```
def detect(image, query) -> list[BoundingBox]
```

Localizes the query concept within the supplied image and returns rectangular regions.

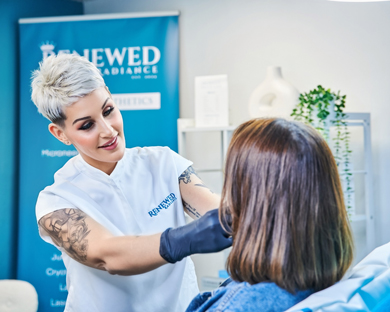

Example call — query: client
[186,118,354,312]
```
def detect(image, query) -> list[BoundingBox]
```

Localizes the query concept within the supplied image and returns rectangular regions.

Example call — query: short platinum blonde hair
[31,53,105,125]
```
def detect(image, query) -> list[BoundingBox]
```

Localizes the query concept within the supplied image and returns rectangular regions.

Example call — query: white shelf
[343,170,367,175]
[180,125,236,133]
[177,119,236,163]
[350,214,367,222]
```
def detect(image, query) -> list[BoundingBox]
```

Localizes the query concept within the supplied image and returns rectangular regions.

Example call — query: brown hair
[220,118,353,293]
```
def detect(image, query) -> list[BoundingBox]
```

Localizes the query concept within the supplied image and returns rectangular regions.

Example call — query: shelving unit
[177,113,375,251]
[177,119,236,174]
[342,113,375,251]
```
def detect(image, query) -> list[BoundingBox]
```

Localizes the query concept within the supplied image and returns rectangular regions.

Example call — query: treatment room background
[1,0,390,306]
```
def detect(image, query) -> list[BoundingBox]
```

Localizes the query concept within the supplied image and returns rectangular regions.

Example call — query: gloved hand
[159,209,233,263]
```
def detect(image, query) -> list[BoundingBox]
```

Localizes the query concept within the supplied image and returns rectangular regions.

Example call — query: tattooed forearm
[195,183,214,194]
[38,209,90,263]
[183,201,202,219]
[179,166,199,184]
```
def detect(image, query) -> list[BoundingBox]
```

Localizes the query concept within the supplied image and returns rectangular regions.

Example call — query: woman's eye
[79,122,93,130]
[103,107,115,117]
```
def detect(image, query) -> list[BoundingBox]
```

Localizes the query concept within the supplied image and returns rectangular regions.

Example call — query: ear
[48,123,71,145]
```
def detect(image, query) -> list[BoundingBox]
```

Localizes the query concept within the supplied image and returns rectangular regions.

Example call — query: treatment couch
[286,242,390,312]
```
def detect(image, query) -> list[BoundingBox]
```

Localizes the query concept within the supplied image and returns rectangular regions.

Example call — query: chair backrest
[0,280,38,312]
[285,242,390,312]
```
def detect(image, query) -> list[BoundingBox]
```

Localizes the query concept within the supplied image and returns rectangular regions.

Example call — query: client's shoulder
[210,281,312,312]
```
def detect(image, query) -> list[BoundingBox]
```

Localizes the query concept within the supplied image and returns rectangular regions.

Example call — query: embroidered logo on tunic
[148,193,177,217]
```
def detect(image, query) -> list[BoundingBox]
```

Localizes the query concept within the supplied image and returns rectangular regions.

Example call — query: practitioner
[31,53,231,312]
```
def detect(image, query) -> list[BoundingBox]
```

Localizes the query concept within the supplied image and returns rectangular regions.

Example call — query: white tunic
[36,146,199,312]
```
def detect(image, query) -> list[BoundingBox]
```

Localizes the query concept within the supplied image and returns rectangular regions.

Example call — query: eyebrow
[101,97,110,110]
[72,97,111,125]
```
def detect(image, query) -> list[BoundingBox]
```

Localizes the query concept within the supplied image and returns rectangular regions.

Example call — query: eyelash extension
[103,107,115,117]
[79,122,93,131]
[78,107,115,130]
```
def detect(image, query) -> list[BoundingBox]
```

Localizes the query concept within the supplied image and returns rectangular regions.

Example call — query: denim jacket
[186,278,313,312]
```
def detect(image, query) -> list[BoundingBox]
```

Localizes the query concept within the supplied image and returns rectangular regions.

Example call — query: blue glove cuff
[159,228,180,263]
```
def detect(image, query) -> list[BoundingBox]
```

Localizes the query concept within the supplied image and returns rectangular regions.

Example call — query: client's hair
[220,118,354,293]
[31,53,105,126]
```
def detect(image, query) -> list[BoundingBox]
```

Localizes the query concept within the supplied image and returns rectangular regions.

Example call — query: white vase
[248,66,300,119]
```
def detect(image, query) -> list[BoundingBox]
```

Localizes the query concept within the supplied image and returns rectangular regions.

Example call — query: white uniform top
[36,146,199,312]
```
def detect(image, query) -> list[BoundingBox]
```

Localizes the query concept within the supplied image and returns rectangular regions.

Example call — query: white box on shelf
[195,75,229,128]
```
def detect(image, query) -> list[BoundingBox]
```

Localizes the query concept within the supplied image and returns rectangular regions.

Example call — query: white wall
[85,0,390,285]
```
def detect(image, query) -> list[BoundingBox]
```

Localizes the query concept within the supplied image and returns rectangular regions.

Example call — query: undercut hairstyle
[31,53,105,126]
[220,118,354,293]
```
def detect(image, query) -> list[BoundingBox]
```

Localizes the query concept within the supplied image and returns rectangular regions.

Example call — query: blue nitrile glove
[160,209,232,263]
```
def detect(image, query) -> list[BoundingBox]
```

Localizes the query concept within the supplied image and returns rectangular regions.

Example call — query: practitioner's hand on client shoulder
[159,209,232,263]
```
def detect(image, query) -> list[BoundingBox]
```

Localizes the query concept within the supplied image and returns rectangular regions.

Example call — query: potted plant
[291,85,353,214]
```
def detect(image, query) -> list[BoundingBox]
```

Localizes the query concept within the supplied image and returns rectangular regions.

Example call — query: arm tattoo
[38,209,90,263]
[183,201,202,219]
[178,166,199,184]
[195,183,215,194]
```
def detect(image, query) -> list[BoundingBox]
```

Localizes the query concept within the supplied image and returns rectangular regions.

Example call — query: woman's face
[50,87,125,175]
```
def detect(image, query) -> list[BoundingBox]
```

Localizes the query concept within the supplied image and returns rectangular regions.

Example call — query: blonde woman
[31,53,231,312]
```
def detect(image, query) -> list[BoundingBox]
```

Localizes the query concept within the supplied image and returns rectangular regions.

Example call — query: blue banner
[18,13,179,311]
